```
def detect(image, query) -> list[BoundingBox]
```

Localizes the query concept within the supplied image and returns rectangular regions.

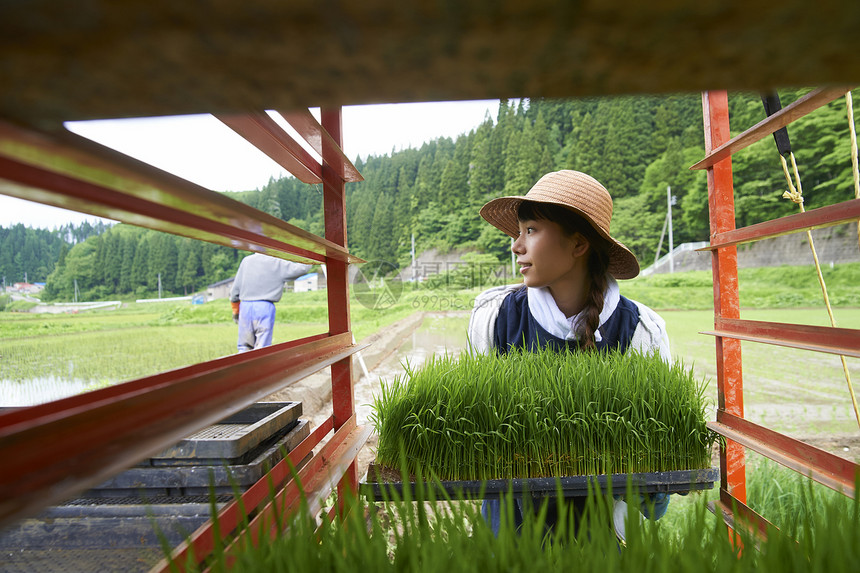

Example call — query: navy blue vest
[493,287,640,354]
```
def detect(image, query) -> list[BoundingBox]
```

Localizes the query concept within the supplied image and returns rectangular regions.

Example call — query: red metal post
[321,107,358,496]
[703,90,747,504]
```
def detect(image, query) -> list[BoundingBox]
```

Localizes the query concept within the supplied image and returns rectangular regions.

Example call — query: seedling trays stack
[87,401,308,497]
[363,349,719,500]
[0,401,311,569]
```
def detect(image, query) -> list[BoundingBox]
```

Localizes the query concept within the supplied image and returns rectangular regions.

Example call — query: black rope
[760,92,793,157]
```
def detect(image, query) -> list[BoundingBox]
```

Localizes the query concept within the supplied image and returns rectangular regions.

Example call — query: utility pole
[158,273,162,299]
[73,279,78,303]
[411,233,416,282]
[667,186,674,274]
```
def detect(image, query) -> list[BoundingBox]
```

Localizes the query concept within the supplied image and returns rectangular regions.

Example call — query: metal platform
[361,467,720,501]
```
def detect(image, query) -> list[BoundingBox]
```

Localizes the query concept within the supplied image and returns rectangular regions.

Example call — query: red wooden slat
[153,416,336,573]
[691,87,854,170]
[710,411,857,497]
[218,421,370,569]
[0,154,326,264]
[702,317,860,358]
[708,493,775,544]
[0,333,326,429]
[215,112,323,184]
[0,121,361,264]
[0,333,367,529]
[0,104,369,567]
[719,489,774,541]
[278,108,363,182]
[702,198,860,250]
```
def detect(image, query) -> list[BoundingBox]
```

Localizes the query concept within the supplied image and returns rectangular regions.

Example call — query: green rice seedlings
[207,474,860,573]
[370,347,717,480]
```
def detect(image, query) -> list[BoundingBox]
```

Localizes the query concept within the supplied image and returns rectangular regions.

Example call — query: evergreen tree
[368,192,395,261]
[177,239,201,294]
[468,117,501,204]
[131,234,150,294]
[439,137,471,211]
[504,116,542,195]
[119,232,136,293]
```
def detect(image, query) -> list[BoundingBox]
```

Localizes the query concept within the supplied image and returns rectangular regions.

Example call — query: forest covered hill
[6,89,860,301]
[0,221,112,287]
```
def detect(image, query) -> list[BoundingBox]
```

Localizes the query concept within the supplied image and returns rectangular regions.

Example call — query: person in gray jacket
[229,253,311,352]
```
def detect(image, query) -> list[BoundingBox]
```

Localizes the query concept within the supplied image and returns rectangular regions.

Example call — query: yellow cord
[780,152,860,429]
[847,92,860,247]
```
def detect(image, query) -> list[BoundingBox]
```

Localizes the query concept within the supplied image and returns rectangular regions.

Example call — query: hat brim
[480,196,640,280]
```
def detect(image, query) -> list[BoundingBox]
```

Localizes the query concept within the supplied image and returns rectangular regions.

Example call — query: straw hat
[479,170,640,279]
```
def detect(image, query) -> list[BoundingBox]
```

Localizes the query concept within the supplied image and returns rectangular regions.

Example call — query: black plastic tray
[87,419,310,497]
[146,401,302,465]
[360,467,719,501]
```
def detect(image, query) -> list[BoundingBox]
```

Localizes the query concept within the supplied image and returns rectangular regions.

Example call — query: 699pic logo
[352,260,403,310]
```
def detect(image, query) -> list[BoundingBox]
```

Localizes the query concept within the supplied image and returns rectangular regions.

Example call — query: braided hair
[517,201,611,350]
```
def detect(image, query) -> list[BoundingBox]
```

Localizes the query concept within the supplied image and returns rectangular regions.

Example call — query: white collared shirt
[526,276,620,343]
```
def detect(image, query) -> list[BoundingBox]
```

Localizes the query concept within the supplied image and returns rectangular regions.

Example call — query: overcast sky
[0,100,499,229]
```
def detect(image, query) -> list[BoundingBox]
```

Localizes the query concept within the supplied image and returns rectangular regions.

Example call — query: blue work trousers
[481,493,669,537]
[237,300,276,352]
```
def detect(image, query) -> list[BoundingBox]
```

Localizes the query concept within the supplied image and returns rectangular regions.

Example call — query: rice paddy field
[0,289,474,405]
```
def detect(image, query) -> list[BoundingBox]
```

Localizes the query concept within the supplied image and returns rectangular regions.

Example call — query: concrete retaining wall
[648,222,860,274]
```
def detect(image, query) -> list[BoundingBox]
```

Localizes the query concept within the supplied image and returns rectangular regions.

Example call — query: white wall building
[294,272,325,293]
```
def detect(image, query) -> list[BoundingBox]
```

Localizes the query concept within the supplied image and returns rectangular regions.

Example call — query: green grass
[5,269,859,566]
[745,452,856,539]
[663,307,860,435]
[0,308,165,338]
[621,262,860,309]
[2,325,234,389]
[184,467,860,573]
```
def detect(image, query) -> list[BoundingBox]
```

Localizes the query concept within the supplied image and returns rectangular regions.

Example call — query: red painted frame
[0,106,367,568]
[702,90,747,507]
[698,90,860,534]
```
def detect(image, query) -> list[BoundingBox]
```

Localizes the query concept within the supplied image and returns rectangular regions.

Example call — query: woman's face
[512,217,590,291]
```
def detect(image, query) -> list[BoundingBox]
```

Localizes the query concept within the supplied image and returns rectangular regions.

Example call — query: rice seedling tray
[146,401,302,465]
[361,464,719,501]
[85,419,310,497]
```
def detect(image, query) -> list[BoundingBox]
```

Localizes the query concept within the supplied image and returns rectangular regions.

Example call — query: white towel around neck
[526,276,620,343]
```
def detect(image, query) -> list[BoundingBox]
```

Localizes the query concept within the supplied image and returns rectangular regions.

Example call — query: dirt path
[264,311,431,477]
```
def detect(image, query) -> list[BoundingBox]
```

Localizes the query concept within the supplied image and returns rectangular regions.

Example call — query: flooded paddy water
[0,376,100,407]
[353,312,470,424]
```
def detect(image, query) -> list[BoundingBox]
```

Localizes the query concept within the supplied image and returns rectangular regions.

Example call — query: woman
[467,170,671,538]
